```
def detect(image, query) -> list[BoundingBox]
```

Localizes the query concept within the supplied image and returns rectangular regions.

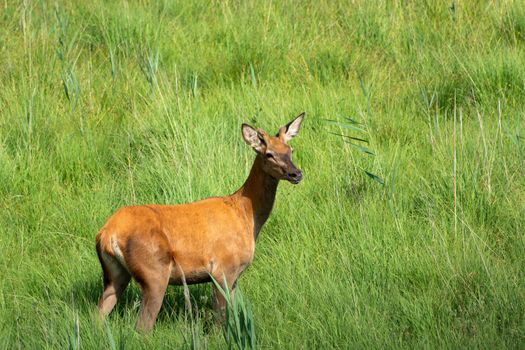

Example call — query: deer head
[241,112,304,184]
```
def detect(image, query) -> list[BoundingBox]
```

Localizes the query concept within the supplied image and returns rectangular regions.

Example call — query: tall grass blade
[328,132,368,143]
[347,142,375,155]
[322,119,366,133]
[364,170,385,185]
[104,320,117,350]
[249,63,257,88]
[210,275,256,350]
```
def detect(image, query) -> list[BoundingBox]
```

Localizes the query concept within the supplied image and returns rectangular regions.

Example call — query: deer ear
[241,124,266,153]
[279,112,305,142]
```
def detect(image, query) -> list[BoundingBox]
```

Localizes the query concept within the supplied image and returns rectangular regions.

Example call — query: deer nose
[287,170,303,183]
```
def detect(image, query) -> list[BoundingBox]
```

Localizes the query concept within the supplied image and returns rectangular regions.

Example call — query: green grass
[1,0,524,348]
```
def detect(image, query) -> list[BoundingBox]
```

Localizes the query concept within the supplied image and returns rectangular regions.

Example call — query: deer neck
[234,154,279,240]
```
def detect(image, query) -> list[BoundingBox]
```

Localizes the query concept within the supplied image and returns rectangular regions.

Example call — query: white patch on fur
[208,259,216,274]
[111,237,128,270]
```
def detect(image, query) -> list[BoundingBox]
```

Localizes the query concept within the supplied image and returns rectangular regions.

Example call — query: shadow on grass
[69,275,216,330]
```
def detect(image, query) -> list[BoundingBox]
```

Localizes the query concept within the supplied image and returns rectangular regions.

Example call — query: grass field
[1,0,524,348]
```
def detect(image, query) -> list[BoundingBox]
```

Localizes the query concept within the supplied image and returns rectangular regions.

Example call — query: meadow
[0,0,524,348]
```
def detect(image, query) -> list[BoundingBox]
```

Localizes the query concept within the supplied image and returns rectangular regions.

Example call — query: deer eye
[265,153,274,159]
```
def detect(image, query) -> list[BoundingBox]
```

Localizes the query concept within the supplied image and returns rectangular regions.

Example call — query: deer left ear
[279,112,305,142]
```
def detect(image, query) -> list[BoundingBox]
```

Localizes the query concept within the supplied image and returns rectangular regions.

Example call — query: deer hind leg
[96,251,131,319]
[135,277,169,332]
[124,234,172,332]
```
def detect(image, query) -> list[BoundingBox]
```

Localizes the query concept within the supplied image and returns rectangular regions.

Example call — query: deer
[95,113,305,331]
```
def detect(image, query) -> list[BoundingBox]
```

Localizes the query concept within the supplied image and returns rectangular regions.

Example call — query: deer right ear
[241,124,266,153]
[278,112,305,142]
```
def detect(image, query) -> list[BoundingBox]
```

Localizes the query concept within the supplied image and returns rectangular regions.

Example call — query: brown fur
[95,113,304,331]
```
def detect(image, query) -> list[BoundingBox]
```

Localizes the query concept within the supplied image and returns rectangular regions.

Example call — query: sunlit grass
[0,0,524,348]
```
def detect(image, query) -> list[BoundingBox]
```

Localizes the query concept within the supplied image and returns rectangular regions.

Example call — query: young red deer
[95,113,305,331]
